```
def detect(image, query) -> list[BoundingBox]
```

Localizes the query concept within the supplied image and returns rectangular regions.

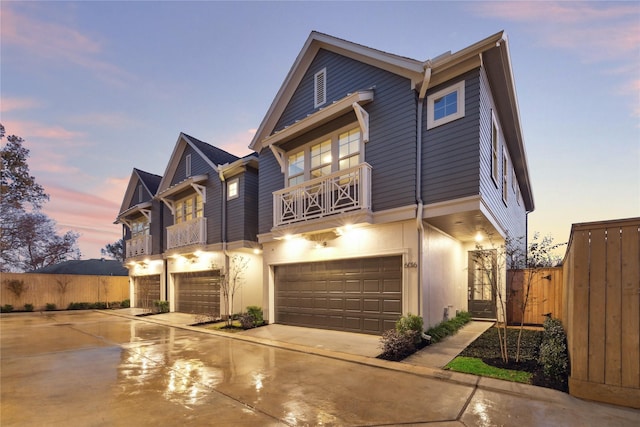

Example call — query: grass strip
[445,356,532,384]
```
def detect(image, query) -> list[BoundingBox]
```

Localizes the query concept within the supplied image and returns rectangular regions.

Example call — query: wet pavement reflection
[2,311,639,426]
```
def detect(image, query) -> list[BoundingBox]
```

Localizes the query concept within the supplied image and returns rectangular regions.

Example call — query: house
[250,31,534,334]
[118,133,262,316]
[31,258,128,276]
[116,168,165,308]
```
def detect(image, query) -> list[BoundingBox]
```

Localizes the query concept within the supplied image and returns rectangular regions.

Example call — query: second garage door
[275,256,402,335]
[174,271,221,316]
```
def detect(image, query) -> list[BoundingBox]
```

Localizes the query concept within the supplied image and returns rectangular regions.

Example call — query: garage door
[174,271,221,316]
[134,275,161,309]
[275,256,402,335]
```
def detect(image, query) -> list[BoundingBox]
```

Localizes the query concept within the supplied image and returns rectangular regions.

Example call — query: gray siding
[478,68,527,247]
[150,199,163,255]
[258,148,282,235]
[422,70,481,204]
[261,49,418,231]
[227,167,259,242]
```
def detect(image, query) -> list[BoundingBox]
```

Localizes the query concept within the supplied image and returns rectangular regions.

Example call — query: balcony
[273,163,372,228]
[167,217,207,250]
[126,235,152,258]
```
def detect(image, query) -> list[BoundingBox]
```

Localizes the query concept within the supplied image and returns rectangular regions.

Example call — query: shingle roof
[31,259,128,276]
[134,169,162,195]
[183,133,239,166]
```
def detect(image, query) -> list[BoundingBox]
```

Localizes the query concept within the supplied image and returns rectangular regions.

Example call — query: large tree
[1,124,80,272]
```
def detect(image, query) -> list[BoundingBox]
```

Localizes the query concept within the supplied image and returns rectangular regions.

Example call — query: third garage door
[275,256,402,335]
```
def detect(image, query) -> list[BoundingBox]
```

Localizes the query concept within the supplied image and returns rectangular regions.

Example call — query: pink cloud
[0,97,43,113]
[209,128,257,157]
[472,2,638,24]
[1,5,132,87]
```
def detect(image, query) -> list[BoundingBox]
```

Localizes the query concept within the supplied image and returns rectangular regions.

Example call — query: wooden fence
[562,217,640,409]
[0,272,129,311]
[507,267,563,325]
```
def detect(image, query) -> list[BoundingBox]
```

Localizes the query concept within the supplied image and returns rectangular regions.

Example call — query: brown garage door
[134,275,161,309]
[174,271,221,316]
[275,256,402,335]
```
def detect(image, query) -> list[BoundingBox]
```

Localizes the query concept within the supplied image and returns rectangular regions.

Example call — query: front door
[468,250,497,318]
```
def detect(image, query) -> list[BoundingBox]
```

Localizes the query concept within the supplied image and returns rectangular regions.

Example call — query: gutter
[416,62,432,320]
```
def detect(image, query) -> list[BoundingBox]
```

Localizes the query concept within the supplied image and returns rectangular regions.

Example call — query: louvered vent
[314,68,326,108]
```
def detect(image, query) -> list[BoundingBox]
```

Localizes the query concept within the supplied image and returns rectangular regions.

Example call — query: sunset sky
[1,1,638,259]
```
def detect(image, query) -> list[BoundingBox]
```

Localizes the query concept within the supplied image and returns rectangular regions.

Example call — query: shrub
[121,299,131,308]
[46,303,56,311]
[538,317,569,380]
[395,313,424,344]
[379,329,419,361]
[425,311,472,344]
[1,304,13,313]
[68,302,90,310]
[153,300,169,313]
[24,303,34,312]
[239,306,265,329]
[93,302,107,309]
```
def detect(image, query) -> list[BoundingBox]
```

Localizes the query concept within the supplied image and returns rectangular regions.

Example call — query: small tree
[514,233,566,362]
[220,255,250,326]
[6,279,26,299]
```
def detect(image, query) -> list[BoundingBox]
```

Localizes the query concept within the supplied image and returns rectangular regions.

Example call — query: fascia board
[250,32,423,153]
[218,155,259,179]
[156,133,190,196]
[181,134,221,173]
[118,170,140,215]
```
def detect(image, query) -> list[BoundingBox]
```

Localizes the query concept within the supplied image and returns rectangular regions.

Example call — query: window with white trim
[491,111,499,186]
[502,152,508,204]
[314,68,326,108]
[185,154,192,177]
[285,125,362,186]
[227,178,239,200]
[175,193,203,224]
[427,80,465,129]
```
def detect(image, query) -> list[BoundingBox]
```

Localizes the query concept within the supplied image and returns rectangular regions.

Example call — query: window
[287,151,305,186]
[285,125,362,186]
[185,154,192,177]
[502,152,508,204]
[131,217,149,237]
[427,80,465,129]
[227,178,239,200]
[138,184,143,203]
[491,111,499,185]
[175,193,203,224]
[314,68,326,108]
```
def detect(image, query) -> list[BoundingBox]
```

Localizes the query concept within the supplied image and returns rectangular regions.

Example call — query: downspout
[416,63,432,321]
[218,167,231,318]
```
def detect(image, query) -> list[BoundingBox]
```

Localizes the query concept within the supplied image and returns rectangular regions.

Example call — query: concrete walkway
[4,310,637,426]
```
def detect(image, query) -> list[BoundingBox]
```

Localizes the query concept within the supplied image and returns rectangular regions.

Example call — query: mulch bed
[458,326,568,392]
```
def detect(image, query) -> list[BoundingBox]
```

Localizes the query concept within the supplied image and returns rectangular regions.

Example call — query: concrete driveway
[2,311,639,426]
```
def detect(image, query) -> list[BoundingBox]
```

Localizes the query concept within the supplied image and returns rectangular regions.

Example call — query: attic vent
[186,154,192,177]
[138,184,143,203]
[314,68,326,108]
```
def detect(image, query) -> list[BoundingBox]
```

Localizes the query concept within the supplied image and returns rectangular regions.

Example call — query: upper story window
[285,125,361,186]
[427,80,465,129]
[185,154,192,177]
[491,111,499,186]
[131,217,149,237]
[227,178,239,200]
[138,184,143,203]
[314,68,327,108]
[502,152,508,204]
[175,193,203,224]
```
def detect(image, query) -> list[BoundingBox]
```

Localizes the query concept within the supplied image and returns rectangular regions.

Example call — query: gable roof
[249,30,534,212]
[156,132,239,197]
[117,168,161,219]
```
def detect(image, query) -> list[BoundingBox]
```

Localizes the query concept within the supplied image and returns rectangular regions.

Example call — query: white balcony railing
[126,235,152,258]
[167,217,207,250]
[273,163,372,228]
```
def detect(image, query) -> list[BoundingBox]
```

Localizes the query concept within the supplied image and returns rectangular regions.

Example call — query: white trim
[491,110,500,187]
[269,145,286,173]
[352,102,370,143]
[262,90,373,148]
[227,178,239,200]
[185,154,192,177]
[426,80,465,130]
